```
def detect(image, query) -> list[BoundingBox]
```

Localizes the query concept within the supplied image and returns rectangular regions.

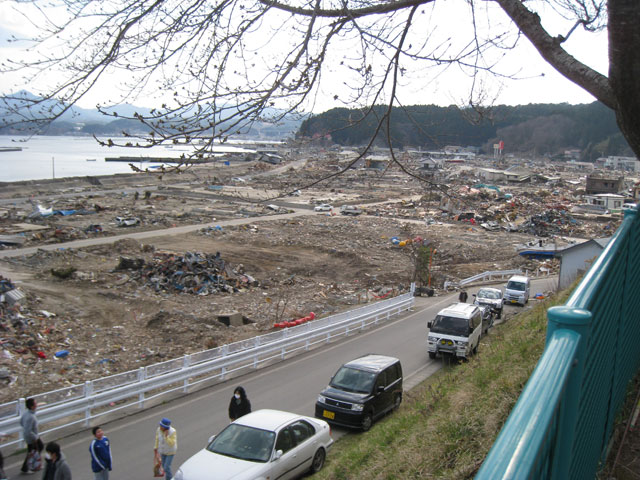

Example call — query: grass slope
[317,291,572,480]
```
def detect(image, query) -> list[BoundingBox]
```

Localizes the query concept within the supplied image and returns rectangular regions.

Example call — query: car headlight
[317,395,326,404]
[352,403,364,412]
[428,336,437,342]
[173,469,183,480]
[457,341,468,348]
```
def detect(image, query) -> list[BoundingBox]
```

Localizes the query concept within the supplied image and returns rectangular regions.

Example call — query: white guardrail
[444,269,522,289]
[0,286,415,453]
[443,268,552,289]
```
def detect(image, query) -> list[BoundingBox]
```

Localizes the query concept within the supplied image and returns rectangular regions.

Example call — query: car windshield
[330,366,376,394]
[207,424,275,463]
[507,281,525,291]
[477,289,501,300]
[430,315,469,336]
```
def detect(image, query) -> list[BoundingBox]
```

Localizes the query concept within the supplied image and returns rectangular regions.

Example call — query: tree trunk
[608,0,640,158]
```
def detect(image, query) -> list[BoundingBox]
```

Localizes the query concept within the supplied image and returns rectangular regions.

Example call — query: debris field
[0,153,623,402]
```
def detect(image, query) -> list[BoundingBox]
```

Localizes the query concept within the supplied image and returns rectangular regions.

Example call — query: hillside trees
[1,0,638,173]
[299,102,627,156]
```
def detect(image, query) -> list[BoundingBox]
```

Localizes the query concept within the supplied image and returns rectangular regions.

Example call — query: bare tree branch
[495,0,614,108]
[2,0,639,161]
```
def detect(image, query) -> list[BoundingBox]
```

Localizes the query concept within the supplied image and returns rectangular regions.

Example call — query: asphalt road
[2,277,556,479]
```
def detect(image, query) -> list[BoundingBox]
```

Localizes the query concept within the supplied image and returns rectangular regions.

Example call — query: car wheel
[310,448,326,473]
[428,351,436,359]
[472,343,478,355]
[362,412,373,431]
[393,393,402,410]
[497,310,502,319]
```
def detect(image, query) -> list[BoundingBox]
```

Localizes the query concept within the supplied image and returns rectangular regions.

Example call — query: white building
[603,156,640,172]
[477,168,506,182]
[583,193,626,211]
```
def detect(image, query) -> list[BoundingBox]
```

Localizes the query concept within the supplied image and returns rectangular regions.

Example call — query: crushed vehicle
[115,216,141,227]
[473,287,504,319]
[339,205,362,216]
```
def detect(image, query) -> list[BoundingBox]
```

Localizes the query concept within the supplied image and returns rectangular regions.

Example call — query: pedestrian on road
[41,442,72,480]
[458,290,468,303]
[20,397,44,474]
[228,386,252,422]
[154,417,177,480]
[89,426,112,480]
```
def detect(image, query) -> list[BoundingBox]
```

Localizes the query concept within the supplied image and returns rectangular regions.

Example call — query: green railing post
[546,306,592,479]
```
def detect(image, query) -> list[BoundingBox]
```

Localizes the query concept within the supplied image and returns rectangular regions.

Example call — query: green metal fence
[476,208,640,479]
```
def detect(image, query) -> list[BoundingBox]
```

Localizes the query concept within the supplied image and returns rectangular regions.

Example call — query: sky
[0,0,609,114]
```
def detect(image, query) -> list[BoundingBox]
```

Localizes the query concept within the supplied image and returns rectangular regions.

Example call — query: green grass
[316,290,572,480]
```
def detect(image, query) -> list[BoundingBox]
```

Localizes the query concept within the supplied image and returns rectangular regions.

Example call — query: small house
[555,238,610,289]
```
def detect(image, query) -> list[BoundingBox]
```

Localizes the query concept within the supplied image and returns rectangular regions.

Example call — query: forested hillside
[296,102,632,160]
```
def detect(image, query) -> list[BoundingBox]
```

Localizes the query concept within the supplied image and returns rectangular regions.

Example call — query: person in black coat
[228,386,252,422]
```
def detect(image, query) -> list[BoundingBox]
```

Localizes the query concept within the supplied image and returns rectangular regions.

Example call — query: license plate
[510,300,518,304]
[323,410,335,420]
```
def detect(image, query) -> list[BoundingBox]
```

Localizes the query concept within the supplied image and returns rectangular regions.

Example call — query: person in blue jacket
[89,426,112,480]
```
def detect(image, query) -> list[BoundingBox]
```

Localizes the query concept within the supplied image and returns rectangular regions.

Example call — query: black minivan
[315,354,403,431]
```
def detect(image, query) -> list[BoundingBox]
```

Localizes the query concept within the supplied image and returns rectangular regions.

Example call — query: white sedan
[173,409,333,480]
[313,204,333,212]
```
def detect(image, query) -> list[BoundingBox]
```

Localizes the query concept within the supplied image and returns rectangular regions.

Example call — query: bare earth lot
[0,156,616,402]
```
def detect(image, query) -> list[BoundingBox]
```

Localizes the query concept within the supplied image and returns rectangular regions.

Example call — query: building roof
[554,238,611,257]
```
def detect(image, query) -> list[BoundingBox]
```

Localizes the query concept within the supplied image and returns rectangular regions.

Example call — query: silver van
[427,303,483,360]
[504,275,530,306]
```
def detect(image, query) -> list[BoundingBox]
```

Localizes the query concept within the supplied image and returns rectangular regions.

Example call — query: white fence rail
[444,268,553,289]
[0,287,415,453]
[444,269,523,289]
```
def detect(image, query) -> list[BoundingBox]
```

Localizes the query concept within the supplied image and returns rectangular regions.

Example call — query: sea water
[0,135,253,182]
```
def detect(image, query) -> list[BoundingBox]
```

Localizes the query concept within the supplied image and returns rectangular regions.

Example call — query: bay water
[0,135,253,182]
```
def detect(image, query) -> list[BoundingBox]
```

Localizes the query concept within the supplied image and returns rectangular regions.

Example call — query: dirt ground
[0,154,619,403]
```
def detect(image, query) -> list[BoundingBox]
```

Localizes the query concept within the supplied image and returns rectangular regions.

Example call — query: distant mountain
[0,91,303,140]
[0,90,153,127]
[297,102,632,159]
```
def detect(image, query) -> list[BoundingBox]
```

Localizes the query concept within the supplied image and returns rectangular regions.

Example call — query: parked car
[477,304,494,334]
[314,204,333,212]
[473,287,504,319]
[173,409,333,480]
[427,303,483,360]
[504,275,530,306]
[339,205,362,215]
[315,354,403,431]
[115,216,140,227]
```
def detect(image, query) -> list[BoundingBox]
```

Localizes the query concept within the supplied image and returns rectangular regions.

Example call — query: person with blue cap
[154,417,177,480]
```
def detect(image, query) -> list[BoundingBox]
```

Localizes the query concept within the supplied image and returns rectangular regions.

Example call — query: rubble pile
[117,251,260,295]
[0,281,78,391]
[520,209,581,237]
